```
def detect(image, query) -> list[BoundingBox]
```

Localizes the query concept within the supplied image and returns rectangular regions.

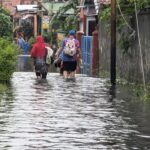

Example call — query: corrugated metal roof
[42,3,74,14]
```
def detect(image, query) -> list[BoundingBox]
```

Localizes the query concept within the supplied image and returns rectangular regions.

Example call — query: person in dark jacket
[31,35,48,79]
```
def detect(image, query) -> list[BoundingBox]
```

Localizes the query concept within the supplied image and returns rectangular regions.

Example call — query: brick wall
[20,0,38,4]
[3,0,21,14]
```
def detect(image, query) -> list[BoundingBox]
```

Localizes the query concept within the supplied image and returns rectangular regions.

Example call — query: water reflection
[0,73,150,149]
[17,55,34,72]
[108,85,116,101]
[16,55,56,73]
[0,86,15,145]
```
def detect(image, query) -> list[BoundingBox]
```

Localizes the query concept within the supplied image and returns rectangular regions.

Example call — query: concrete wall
[99,13,150,84]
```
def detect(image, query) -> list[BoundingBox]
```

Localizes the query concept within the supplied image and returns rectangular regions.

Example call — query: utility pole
[111,0,116,85]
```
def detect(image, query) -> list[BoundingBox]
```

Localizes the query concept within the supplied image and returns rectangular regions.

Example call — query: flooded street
[1,0,150,149]
[0,71,150,150]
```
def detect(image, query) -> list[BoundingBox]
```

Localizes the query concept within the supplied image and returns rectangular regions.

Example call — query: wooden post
[111,0,116,85]
[92,29,99,76]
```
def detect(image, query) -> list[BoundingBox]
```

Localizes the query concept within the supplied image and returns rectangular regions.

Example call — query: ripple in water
[0,72,150,150]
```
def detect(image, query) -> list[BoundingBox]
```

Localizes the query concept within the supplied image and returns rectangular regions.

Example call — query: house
[79,0,110,35]
[78,0,110,76]
[2,0,38,14]
[2,0,40,38]
[15,4,40,38]
[13,1,74,35]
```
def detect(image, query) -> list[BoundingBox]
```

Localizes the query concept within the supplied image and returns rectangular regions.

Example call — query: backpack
[63,39,76,56]
[45,47,53,65]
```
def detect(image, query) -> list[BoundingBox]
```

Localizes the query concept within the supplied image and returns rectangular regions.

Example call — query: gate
[81,36,92,75]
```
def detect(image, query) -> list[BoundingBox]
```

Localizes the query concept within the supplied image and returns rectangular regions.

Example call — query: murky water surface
[0,56,150,150]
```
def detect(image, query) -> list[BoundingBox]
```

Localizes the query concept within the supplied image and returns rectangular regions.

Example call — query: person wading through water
[59,30,80,79]
[31,35,48,79]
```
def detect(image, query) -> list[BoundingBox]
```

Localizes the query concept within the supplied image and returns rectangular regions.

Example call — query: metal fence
[81,35,93,75]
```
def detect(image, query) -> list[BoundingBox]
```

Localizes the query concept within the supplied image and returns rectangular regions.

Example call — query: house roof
[42,2,74,14]
[79,0,110,14]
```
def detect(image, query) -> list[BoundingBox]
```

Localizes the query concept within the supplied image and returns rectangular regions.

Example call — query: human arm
[55,39,66,58]
[55,47,63,58]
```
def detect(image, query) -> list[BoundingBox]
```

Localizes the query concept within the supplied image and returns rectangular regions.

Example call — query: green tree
[51,0,80,35]
[0,8,18,82]
[0,8,12,37]
[99,0,150,53]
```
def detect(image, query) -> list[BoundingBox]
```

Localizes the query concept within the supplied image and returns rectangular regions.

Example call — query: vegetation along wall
[99,5,150,85]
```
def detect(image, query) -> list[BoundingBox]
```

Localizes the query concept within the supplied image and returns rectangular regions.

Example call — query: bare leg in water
[69,71,75,78]
[63,71,69,79]
[63,71,75,79]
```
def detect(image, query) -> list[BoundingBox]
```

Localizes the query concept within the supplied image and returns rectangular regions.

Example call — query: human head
[68,30,76,39]
[36,35,44,43]
[18,32,23,38]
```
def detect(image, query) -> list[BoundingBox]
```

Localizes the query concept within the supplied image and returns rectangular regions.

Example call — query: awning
[16,5,38,12]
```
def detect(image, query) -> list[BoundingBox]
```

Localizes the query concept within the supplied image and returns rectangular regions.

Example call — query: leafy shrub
[0,38,18,82]
[42,31,58,46]
[28,36,36,51]
[42,32,52,43]
[0,13,12,37]
[0,7,10,15]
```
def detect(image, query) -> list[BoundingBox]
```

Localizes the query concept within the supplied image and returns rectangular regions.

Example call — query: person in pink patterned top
[58,30,81,79]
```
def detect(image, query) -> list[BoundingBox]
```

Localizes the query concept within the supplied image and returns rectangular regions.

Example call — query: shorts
[63,61,77,72]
